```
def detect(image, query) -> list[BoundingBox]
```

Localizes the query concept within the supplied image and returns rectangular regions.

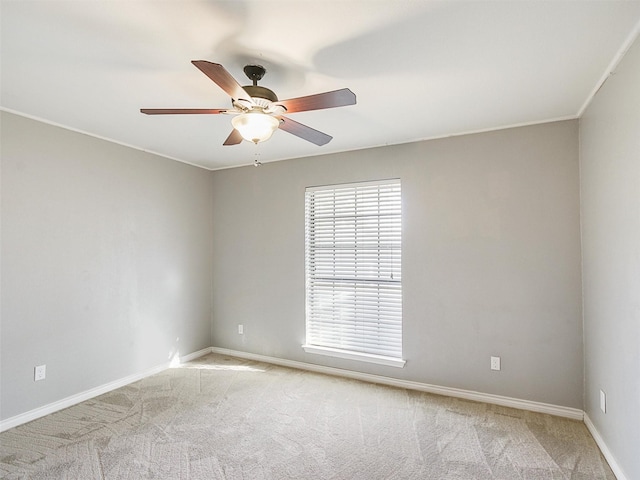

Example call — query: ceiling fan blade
[275,88,356,114]
[140,108,228,115]
[223,129,243,146]
[277,116,332,146]
[191,61,254,105]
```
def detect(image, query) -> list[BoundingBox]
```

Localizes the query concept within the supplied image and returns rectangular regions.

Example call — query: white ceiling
[2,1,640,170]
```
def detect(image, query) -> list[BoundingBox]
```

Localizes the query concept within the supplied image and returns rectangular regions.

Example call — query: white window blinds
[305,179,403,362]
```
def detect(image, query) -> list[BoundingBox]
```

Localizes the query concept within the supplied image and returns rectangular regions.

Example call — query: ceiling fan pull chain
[254,144,262,167]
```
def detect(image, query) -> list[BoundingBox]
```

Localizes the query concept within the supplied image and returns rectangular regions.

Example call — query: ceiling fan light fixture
[141,61,356,147]
[231,112,280,144]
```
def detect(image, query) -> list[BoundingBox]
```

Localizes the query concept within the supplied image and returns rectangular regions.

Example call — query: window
[303,179,404,367]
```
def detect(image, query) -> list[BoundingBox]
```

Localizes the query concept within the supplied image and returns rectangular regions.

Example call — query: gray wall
[211,120,584,408]
[580,35,640,480]
[1,112,213,421]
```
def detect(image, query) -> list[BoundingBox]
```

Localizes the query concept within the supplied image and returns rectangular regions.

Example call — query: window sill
[302,345,406,368]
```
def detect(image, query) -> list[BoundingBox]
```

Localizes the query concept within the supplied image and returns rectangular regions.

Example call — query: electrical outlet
[238,324,244,335]
[600,390,606,413]
[490,356,501,371]
[34,364,46,381]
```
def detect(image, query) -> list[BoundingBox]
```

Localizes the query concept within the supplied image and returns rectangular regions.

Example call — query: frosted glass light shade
[231,113,280,144]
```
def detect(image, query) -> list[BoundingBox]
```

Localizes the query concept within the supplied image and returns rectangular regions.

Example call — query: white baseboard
[209,347,584,421]
[0,347,212,433]
[584,413,628,480]
[179,347,213,363]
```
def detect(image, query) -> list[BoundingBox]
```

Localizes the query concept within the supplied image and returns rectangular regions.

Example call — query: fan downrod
[243,65,266,86]
[241,64,278,102]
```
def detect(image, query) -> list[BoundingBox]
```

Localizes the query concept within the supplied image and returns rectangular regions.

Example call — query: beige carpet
[0,353,615,479]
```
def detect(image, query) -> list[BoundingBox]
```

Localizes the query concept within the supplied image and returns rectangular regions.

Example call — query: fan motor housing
[243,85,278,103]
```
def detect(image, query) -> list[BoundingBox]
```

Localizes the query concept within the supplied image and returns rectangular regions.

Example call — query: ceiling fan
[141,61,356,146]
